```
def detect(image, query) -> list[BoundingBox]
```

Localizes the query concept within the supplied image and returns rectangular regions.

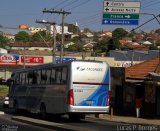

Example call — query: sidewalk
[88,114,160,126]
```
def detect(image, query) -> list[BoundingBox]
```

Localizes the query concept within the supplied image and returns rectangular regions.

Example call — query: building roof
[142,41,152,45]
[10,42,53,48]
[123,43,148,51]
[126,57,160,80]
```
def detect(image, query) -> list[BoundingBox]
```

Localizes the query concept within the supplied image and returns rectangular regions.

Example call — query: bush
[0,85,9,96]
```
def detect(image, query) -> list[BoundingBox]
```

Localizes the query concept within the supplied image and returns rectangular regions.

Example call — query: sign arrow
[105,8,109,12]
[125,15,131,19]
[106,2,109,6]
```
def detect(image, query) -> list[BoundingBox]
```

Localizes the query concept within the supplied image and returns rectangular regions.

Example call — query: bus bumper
[67,106,110,113]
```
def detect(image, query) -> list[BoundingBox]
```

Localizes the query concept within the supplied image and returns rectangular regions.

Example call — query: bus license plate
[86,101,94,104]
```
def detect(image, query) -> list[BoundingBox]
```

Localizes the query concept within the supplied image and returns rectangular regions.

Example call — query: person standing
[135,98,142,118]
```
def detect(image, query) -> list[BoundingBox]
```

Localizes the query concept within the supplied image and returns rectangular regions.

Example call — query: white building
[29,27,47,34]
[49,25,69,34]
[0,48,7,53]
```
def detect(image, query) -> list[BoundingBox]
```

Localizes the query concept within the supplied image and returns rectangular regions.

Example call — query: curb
[87,115,160,126]
[12,116,93,131]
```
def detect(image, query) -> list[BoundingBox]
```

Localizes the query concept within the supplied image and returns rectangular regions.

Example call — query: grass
[0,85,9,96]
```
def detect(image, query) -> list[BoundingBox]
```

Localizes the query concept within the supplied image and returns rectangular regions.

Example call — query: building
[29,27,46,34]
[124,57,160,117]
[49,25,69,34]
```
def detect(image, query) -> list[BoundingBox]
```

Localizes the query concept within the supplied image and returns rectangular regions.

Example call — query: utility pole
[43,9,71,62]
[36,20,57,63]
[23,46,26,69]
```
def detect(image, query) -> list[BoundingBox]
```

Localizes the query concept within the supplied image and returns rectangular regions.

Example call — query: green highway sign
[103,14,139,19]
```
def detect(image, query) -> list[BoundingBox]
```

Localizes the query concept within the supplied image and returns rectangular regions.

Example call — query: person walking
[135,98,142,118]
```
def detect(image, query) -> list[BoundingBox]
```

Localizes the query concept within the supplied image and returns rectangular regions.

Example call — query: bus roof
[12,60,107,73]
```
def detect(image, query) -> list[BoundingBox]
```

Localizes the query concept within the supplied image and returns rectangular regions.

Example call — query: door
[156,87,160,115]
[115,86,123,112]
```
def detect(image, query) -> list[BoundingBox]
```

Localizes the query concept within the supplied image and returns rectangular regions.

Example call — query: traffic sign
[103,14,139,19]
[55,57,76,63]
[104,7,140,14]
[102,1,141,25]
[104,1,141,8]
[102,19,139,25]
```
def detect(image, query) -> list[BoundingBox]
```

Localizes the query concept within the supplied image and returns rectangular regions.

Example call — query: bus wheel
[40,104,47,119]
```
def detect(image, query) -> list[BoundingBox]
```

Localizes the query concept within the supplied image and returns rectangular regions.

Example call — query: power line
[43,8,71,62]
[61,0,80,9]
[66,0,92,11]
[142,1,160,9]
[131,14,160,32]
[53,0,70,9]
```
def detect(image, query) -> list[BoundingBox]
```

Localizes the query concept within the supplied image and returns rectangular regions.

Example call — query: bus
[8,60,111,120]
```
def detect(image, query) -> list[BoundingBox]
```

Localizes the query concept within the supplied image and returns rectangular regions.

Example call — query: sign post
[102,1,141,25]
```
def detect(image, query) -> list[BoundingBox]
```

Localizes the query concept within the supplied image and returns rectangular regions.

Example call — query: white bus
[8,60,111,120]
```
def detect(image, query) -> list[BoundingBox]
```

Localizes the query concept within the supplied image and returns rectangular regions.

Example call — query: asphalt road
[0,114,53,131]
[0,106,160,131]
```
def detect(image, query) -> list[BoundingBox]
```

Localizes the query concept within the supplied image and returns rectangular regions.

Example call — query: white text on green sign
[103,14,139,19]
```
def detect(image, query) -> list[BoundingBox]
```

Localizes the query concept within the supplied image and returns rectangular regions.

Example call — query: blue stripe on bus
[78,68,110,106]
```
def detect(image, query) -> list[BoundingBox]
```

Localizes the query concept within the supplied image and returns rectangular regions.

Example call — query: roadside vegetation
[0,85,9,96]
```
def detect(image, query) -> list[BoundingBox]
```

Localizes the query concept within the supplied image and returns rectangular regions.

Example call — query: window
[46,69,51,84]
[51,68,56,84]
[25,72,29,84]
[37,70,41,84]
[19,73,23,85]
[62,67,67,84]
[28,71,33,85]
[21,72,26,85]
[15,73,20,85]
[41,69,47,84]
[56,68,62,84]
[32,71,37,84]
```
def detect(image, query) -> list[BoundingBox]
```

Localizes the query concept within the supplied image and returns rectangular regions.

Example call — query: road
[0,113,53,131]
[0,106,160,131]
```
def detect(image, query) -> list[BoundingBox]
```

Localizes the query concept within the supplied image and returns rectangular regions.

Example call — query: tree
[15,31,30,42]
[83,28,92,33]
[65,43,83,52]
[155,28,160,34]
[112,28,128,39]
[31,31,52,42]
[112,28,128,49]
[93,40,108,55]
[67,24,80,33]
[0,35,10,48]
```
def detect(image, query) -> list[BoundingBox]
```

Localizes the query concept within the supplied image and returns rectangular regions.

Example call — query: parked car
[3,95,9,108]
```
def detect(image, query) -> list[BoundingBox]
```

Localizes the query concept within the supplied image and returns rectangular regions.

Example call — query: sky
[0,0,160,32]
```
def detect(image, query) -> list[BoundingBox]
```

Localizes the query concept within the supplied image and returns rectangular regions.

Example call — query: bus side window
[26,72,29,85]
[19,73,23,85]
[32,71,37,84]
[46,69,51,84]
[41,69,47,84]
[37,70,41,84]
[21,72,26,85]
[51,68,56,84]
[28,72,33,85]
[15,73,20,85]
[56,68,62,84]
[62,67,67,84]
